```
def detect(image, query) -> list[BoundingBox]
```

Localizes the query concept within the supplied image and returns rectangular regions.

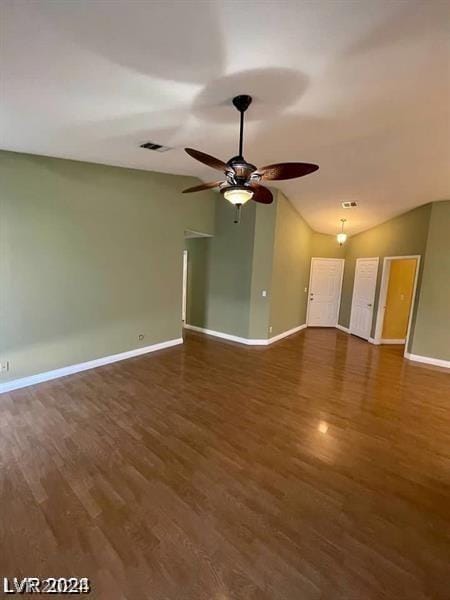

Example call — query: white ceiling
[1,0,449,234]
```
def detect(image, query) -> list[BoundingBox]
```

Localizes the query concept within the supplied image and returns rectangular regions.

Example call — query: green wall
[185,198,257,338]
[269,192,312,336]
[338,204,432,337]
[248,200,277,339]
[410,201,450,361]
[6,147,441,374]
[185,190,340,340]
[0,151,215,382]
[185,237,210,328]
[311,232,345,259]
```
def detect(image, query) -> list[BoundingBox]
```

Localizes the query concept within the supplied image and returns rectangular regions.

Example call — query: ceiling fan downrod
[232,95,252,159]
[182,93,319,219]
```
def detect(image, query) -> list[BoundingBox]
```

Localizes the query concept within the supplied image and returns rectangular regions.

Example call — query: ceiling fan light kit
[222,186,253,205]
[182,94,319,222]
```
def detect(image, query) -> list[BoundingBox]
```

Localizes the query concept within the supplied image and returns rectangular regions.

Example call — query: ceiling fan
[182,94,319,220]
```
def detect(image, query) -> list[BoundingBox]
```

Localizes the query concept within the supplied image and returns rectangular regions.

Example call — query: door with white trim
[307,258,345,327]
[350,258,379,340]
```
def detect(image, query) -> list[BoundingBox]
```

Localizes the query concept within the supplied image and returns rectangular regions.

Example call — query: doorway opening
[374,255,420,347]
[183,229,213,327]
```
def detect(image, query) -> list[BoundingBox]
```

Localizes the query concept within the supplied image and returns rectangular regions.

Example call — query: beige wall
[0,151,215,382]
[338,204,432,338]
[410,201,450,361]
[269,191,313,336]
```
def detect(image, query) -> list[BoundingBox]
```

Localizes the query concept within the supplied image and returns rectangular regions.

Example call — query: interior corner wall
[185,191,340,342]
[0,150,215,382]
[409,200,450,361]
[268,191,313,336]
[185,197,256,338]
[311,232,345,259]
[338,203,432,337]
[248,200,277,339]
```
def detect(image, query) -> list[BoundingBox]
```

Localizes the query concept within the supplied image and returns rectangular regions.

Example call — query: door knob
[367,303,372,307]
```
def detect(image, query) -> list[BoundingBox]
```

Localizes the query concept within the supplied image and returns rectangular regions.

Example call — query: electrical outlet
[304,287,308,293]
[0,361,10,373]
[269,326,273,334]
[261,290,267,297]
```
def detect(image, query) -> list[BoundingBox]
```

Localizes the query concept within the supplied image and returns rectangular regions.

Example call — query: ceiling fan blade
[185,148,229,172]
[182,181,223,193]
[259,162,319,181]
[250,184,273,204]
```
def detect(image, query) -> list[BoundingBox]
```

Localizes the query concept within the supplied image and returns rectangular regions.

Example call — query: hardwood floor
[1,328,449,599]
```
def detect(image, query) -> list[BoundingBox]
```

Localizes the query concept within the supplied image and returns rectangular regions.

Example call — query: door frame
[349,257,380,339]
[182,249,188,322]
[373,255,421,347]
[306,257,345,327]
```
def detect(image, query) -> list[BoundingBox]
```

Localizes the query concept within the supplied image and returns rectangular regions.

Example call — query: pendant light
[337,219,347,246]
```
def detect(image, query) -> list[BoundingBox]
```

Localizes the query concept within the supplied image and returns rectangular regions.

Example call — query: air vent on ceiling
[140,141,171,152]
[342,201,358,208]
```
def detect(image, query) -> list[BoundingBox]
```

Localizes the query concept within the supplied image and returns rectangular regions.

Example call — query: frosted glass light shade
[337,232,347,245]
[223,187,254,205]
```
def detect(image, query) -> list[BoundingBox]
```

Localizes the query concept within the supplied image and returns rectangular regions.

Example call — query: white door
[349,257,379,340]
[307,258,345,327]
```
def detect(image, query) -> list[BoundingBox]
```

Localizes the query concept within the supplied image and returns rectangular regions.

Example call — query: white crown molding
[404,352,450,369]
[184,323,306,346]
[0,337,183,394]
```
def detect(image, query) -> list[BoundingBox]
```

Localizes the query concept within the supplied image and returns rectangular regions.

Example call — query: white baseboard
[268,323,307,343]
[336,324,351,334]
[184,323,306,346]
[0,337,183,395]
[369,337,405,345]
[404,352,450,369]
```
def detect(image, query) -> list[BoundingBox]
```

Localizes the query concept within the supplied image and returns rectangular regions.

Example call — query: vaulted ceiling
[1,0,449,234]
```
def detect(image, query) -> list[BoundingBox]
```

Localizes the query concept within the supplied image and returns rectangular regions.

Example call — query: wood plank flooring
[1,328,449,599]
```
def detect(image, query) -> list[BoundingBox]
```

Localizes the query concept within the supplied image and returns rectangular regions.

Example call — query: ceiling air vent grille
[140,142,171,152]
[342,201,358,208]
